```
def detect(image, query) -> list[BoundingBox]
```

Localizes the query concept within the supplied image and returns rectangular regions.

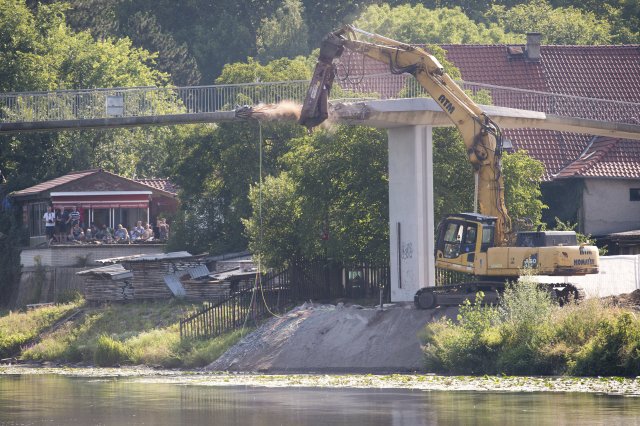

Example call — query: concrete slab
[329,98,640,140]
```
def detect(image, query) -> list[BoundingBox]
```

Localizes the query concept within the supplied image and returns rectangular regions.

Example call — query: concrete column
[388,125,436,302]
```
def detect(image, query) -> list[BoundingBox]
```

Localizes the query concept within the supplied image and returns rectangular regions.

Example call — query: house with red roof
[345,35,640,253]
[10,169,178,246]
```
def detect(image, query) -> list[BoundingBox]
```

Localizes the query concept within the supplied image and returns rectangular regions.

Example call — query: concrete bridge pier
[388,125,436,302]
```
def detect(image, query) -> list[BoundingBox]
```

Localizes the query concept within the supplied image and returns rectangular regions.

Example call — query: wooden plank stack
[182,278,232,301]
[80,253,219,302]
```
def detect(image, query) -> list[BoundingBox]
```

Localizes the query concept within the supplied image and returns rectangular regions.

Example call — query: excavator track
[414,281,585,309]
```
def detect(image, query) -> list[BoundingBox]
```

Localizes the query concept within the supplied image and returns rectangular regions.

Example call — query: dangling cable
[256,122,283,319]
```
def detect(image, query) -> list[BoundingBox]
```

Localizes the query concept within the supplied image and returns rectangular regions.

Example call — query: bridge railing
[0,76,638,125]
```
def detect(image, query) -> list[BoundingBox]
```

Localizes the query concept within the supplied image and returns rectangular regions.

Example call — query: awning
[50,191,151,210]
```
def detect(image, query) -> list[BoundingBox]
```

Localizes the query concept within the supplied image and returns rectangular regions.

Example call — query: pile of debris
[207,302,458,373]
[602,289,640,310]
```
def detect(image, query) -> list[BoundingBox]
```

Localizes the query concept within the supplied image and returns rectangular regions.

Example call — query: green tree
[0,206,24,306]
[354,4,519,44]
[168,120,305,255]
[124,11,201,86]
[168,54,310,255]
[243,172,305,266]
[0,0,172,191]
[502,150,547,228]
[432,127,474,221]
[256,0,309,62]
[485,0,613,45]
[244,125,389,267]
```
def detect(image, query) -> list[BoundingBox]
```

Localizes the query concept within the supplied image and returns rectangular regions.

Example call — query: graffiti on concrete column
[401,242,413,260]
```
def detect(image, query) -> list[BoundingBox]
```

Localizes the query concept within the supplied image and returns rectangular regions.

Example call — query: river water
[1,374,640,425]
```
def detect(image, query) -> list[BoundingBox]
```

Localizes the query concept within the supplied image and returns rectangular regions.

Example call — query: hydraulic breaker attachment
[234,105,254,119]
[298,32,346,129]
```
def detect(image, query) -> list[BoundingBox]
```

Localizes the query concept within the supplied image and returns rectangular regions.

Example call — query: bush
[126,328,181,367]
[422,279,640,376]
[94,334,129,366]
[181,329,248,368]
[494,279,557,375]
[570,311,640,376]
[422,292,500,374]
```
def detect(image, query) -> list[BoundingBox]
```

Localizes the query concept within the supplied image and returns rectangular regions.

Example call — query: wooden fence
[179,260,389,340]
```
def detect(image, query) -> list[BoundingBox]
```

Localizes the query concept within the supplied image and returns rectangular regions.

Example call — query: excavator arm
[299,26,512,246]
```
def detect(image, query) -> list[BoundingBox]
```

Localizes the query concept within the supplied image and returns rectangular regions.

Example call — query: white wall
[582,179,640,235]
[387,125,435,302]
[21,245,166,268]
[533,255,640,298]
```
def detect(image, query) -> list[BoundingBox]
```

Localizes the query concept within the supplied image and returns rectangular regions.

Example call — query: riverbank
[2,365,640,394]
[0,300,247,368]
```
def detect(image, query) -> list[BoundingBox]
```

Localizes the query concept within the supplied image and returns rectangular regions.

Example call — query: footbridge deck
[0,77,639,138]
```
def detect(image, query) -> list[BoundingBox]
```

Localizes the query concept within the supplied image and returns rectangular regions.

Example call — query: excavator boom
[300,26,600,308]
[299,25,511,246]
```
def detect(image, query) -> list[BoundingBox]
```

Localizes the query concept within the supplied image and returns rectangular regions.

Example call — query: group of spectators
[43,205,170,245]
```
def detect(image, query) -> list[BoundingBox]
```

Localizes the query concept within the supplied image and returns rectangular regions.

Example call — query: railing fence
[2,76,638,125]
[179,260,390,340]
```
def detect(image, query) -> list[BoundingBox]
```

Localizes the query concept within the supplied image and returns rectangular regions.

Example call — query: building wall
[534,255,639,298]
[583,179,640,235]
[21,244,167,268]
[15,267,87,306]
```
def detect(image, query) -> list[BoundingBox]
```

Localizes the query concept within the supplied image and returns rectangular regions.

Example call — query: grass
[4,299,250,368]
[0,302,79,358]
[421,278,640,376]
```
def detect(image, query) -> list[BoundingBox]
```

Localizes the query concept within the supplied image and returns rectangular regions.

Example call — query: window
[481,226,495,252]
[630,188,640,201]
[461,224,477,253]
[28,202,49,237]
[443,222,462,259]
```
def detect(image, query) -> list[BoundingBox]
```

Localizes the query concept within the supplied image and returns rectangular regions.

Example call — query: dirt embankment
[207,302,458,373]
[603,289,640,309]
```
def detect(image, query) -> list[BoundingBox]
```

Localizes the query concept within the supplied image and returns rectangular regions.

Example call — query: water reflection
[1,375,639,425]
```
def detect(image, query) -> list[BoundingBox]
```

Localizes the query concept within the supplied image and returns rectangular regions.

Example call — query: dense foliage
[1,0,626,295]
[29,0,639,86]
[243,125,390,266]
[422,280,640,376]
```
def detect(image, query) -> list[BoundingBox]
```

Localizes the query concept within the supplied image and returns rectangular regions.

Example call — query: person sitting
[142,223,154,241]
[114,224,130,243]
[130,221,145,242]
[70,223,85,242]
[84,226,94,242]
[88,222,98,239]
[95,224,112,243]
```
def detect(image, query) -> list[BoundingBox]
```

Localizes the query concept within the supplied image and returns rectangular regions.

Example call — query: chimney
[526,33,542,61]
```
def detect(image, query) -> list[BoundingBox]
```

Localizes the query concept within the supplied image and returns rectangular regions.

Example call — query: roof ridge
[554,138,619,178]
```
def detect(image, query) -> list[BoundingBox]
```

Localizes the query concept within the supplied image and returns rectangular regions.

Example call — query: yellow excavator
[299,25,600,308]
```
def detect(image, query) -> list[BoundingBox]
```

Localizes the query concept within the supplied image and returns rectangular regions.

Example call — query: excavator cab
[435,213,496,272]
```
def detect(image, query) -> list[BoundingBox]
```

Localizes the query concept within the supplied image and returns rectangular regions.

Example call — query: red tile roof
[442,45,548,92]
[442,44,640,180]
[555,137,640,179]
[346,43,640,181]
[11,169,100,196]
[134,178,178,195]
[11,169,178,198]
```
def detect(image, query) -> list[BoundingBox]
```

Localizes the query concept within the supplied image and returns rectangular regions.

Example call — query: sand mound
[207,302,458,373]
